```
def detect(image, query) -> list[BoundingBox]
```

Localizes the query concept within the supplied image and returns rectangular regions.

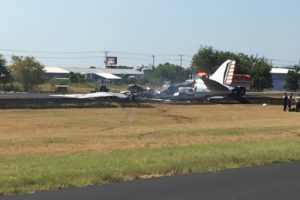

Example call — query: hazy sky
[1,0,300,68]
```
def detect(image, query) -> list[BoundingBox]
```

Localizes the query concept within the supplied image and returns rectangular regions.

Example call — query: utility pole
[104,51,109,68]
[152,55,155,69]
[179,54,183,68]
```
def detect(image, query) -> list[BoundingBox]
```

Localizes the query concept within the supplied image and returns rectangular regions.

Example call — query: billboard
[106,57,117,65]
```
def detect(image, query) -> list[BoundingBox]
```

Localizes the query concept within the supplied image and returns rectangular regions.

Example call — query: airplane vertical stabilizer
[210,60,236,85]
[224,60,236,85]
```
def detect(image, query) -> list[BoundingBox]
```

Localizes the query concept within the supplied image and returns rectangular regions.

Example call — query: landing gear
[232,87,246,95]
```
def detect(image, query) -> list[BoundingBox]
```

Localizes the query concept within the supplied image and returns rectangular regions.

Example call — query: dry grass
[1,104,299,156]
[1,104,300,195]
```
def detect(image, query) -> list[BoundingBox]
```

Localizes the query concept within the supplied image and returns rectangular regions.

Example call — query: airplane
[157,60,249,103]
[50,60,248,103]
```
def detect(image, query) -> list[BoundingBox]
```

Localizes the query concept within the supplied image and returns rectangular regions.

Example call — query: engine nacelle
[178,87,194,96]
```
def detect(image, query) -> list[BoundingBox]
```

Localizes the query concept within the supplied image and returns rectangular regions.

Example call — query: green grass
[1,139,300,195]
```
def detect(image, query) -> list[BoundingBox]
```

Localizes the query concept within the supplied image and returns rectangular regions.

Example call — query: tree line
[1,46,300,91]
[0,55,45,91]
[141,47,300,91]
[0,55,87,91]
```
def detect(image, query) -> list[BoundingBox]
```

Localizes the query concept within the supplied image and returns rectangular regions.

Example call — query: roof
[65,67,144,75]
[102,68,144,75]
[95,73,122,80]
[44,67,70,74]
[270,67,296,74]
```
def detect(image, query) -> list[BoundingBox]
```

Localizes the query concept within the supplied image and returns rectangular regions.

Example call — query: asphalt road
[1,161,299,200]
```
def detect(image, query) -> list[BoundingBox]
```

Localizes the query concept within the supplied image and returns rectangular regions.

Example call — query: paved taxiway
[1,161,299,200]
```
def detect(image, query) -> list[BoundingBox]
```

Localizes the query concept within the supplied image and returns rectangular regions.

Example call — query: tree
[285,66,300,91]
[138,63,188,86]
[10,56,45,91]
[191,46,252,75]
[70,72,86,83]
[115,65,134,69]
[191,46,276,91]
[251,58,272,91]
[0,55,12,86]
[155,63,187,84]
[191,46,221,74]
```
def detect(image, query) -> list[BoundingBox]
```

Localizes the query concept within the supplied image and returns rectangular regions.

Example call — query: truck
[228,74,252,95]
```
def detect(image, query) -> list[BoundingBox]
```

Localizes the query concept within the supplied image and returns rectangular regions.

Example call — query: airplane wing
[50,92,128,99]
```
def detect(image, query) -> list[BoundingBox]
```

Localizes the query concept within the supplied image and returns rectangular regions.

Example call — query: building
[271,67,291,90]
[88,72,122,85]
[65,67,144,85]
[44,67,70,91]
[44,67,70,79]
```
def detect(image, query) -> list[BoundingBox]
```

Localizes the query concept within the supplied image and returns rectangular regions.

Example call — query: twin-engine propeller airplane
[158,60,249,103]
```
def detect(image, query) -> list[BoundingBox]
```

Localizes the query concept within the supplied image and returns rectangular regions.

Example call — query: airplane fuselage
[177,78,233,99]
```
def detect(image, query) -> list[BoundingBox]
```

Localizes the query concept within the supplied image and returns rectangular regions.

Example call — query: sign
[106,57,117,65]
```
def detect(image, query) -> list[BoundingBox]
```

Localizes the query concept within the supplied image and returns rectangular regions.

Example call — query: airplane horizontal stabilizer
[202,78,229,91]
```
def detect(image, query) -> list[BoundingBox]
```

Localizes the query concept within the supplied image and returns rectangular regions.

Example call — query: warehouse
[88,72,122,85]
[65,67,144,84]
[271,67,290,90]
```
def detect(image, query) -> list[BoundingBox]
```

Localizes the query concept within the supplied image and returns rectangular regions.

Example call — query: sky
[1,0,300,68]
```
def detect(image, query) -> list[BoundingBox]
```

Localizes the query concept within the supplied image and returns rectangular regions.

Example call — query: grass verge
[1,139,300,195]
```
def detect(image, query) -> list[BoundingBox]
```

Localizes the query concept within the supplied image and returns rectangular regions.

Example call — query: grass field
[0,104,300,195]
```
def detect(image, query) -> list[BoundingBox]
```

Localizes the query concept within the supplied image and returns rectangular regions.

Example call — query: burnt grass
[0,94,283,109]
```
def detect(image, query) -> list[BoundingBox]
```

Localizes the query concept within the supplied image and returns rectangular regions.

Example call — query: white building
[44,67,70,79]
[271,67,294,90]
[65,67,144,84]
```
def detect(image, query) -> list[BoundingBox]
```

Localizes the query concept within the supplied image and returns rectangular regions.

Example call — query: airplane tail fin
[210,60,236,85]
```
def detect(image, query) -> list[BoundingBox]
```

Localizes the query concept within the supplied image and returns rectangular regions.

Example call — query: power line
[2,54,103,59]
[2,48,297,65]
[109,51,152,57]
[5,48,297,67]
[117,57,153,61]
[0,48,103,54]
[0,48,193,58]
[2,53,155,61]
[267,58,298,64]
